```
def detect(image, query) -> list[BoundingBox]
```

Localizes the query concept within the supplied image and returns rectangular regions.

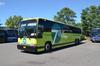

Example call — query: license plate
[23,46,26,49]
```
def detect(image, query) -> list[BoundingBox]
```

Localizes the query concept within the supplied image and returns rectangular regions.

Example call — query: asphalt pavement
[0,40,100,66]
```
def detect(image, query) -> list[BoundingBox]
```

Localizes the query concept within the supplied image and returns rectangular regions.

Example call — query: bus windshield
[92,29,100,36]
[19,21,37,38]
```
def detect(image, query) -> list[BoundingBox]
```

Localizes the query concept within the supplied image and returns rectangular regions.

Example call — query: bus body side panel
[36,19,82,52]
[37,32,52,52]
[36,19,53,52]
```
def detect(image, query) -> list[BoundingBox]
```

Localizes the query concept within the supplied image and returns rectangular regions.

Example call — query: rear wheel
[45,42,52,52]
[91,40,95,43]
[75,39,80,44]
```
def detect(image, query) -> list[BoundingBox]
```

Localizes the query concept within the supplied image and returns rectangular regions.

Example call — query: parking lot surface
[0,40,100,66]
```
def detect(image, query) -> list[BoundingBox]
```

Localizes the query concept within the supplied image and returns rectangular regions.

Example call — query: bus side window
[63,25,72,33]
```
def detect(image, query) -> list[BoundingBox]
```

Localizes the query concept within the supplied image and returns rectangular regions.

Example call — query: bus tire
[91,40,95,43]
[75,39,80,44]
[45,42,52,52]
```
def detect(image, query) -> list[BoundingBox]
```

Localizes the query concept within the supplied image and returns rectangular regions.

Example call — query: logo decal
[23,37,26,44]
[52,24,62,44]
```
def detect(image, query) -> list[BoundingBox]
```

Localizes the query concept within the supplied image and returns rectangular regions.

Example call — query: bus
[17,18,82,52]
[0,30,6,43]
[90,28,100,42]
[0,28,18,43]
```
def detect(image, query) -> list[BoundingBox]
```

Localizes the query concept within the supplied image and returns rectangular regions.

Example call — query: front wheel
[45,42,52,52]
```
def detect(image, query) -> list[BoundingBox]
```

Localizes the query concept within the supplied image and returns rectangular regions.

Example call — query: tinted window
[6,30,17,37]
[62,25,72,33]
[91,28,100,36]
[0,30,5,42]
[70,27,81,33]
[0,30,5,36]
[39,19,53,32]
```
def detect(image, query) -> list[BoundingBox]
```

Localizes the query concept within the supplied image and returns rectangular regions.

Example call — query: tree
[75,22,82,28]
[81,6,100,36]
[5,15,23,28]
[54,7,76,26]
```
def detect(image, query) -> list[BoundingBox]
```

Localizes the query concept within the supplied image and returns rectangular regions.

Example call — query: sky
[0,0,99,25]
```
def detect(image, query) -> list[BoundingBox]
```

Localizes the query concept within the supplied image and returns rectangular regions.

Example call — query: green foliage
[5,15,23,28]
[54,7,76,26]
[81,5,100,36]
[75,23,82,28]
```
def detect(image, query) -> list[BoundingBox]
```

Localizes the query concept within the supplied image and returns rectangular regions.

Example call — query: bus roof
[22,17,64,24]
[21,18,80,29]
[0,27,17,30]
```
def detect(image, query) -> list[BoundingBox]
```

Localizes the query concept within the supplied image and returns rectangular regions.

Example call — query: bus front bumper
[17,45,37,52]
